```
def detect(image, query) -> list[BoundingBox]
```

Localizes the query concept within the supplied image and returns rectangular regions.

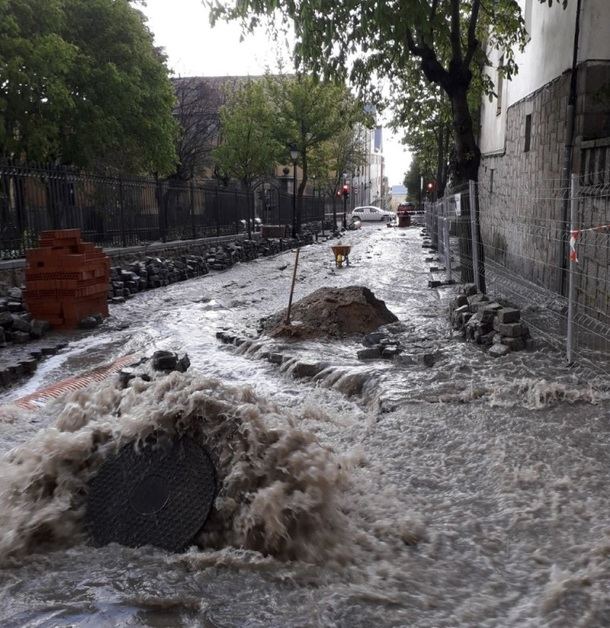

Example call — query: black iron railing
[0,163,333,259]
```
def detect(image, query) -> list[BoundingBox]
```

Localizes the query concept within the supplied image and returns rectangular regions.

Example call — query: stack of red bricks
[24,229,110,329]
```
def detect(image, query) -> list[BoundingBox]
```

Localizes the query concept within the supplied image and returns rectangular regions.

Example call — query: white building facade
[351,125,384,208]
[477,0,610,306]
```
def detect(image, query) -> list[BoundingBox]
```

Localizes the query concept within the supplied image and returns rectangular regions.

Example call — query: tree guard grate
[86,437,216,552]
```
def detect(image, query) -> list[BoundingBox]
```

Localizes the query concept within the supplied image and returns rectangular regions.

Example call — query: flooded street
[0,224,609,627]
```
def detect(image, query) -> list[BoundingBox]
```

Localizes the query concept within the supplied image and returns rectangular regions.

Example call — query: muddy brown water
[0,225,608,627]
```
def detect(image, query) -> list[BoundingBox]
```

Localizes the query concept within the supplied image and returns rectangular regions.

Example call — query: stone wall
[479,60,610,295]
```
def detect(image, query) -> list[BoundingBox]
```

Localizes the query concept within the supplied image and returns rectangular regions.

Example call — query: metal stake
[444,197,452,283]
[285,247,301,325]
[469,180,480,291]
[566,173,578,364]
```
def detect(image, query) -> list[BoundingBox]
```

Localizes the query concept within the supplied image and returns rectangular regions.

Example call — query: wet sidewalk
[1,223,608,627]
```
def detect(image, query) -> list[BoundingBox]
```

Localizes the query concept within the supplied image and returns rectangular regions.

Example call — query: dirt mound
[262,286,398,339]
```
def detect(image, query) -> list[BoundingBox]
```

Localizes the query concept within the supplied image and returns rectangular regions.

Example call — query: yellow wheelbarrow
[331,244,351,268]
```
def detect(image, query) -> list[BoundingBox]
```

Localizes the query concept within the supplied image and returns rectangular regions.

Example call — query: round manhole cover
[86,437,215,551]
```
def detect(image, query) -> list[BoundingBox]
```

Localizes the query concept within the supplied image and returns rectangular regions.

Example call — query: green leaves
[0,0,177,174]
[209,0,561,185]
[213,73,366,194]
[213,80,280,186]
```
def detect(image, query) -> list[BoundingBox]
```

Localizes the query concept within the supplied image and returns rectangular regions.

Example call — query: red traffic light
[427,182,434,190]
[342,184,349,196]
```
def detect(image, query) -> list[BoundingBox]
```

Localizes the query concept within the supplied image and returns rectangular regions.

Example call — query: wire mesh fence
[425,174,609,371]
[424,182,476,286]
[0,163,334,259]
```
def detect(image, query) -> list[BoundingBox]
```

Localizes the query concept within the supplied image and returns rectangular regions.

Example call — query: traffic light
[427,181,434,191]
[342,184,349,197]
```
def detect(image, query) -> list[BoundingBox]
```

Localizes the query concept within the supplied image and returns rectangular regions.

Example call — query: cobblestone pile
[107,236,312,302]
[450,284,533,357]
[0,232,320,389]
[0,287,68,386]
[0,288,51,347]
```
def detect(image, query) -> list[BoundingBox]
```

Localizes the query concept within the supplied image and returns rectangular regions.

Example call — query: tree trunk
[436,127,446,198]
[450,87,480,184]
[450,86,485,291]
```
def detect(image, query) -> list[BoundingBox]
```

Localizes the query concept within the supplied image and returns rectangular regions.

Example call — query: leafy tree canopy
[309,124,368,197]
[0,0,178,174]
[213,79,280,187]
[266,74,368,197]
[209,0,567,183]
[404,154,434,203]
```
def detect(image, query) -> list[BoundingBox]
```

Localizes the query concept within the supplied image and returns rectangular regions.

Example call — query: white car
[350,206,394,222]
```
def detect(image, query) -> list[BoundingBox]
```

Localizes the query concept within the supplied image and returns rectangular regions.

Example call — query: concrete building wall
[352,126,384,207]
[479,73,571,293]
[479,0,610,156]
[478,0,610,331]
[480,60,610,293]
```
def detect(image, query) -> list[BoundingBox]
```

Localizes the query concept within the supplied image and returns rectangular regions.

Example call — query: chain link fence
[426,173,609,372]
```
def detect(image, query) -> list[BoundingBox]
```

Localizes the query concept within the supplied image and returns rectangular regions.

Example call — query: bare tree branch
[172,77,224,180]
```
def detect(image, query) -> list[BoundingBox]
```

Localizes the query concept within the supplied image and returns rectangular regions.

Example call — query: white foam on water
[487,378,606,409]
[0,369,423,574]
[1,228,609,626]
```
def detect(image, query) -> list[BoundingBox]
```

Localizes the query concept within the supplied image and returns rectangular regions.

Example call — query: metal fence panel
[0,163,330,258]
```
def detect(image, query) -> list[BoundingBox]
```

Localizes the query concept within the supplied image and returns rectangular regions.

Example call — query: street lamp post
[342,172,348,229]
[312,174,322,237]
[289,144,298,238]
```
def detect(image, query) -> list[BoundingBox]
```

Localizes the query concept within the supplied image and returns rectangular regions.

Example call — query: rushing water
[0,225,608,627]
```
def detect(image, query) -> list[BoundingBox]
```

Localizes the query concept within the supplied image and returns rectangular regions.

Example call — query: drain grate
[86,437,215,552]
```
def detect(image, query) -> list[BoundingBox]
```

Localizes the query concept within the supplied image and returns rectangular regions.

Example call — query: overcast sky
[140,0,411,187]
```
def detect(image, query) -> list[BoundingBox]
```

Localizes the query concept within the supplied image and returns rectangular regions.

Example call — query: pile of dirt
[261,285,398,339]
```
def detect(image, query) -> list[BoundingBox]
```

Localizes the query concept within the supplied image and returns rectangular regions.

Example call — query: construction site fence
[425,176,609,373]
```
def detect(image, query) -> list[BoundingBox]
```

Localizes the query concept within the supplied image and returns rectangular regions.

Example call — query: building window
[524,114,532,152]
[496,55,504,116]
[490,168,495,194]
[524,0,533,42]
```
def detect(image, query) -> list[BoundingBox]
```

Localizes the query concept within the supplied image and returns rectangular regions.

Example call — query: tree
[266,74,362,233]
[209,0,568,287]
[213,80,280,238]
[171,77,224,181]
[310,124,368,229]
[0,0,177,174]
[391,66,454,198]
[210,0,531,183]
[404,154,434,205]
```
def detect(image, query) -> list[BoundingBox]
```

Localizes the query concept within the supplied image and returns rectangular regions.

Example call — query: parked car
[350,206,394,222]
